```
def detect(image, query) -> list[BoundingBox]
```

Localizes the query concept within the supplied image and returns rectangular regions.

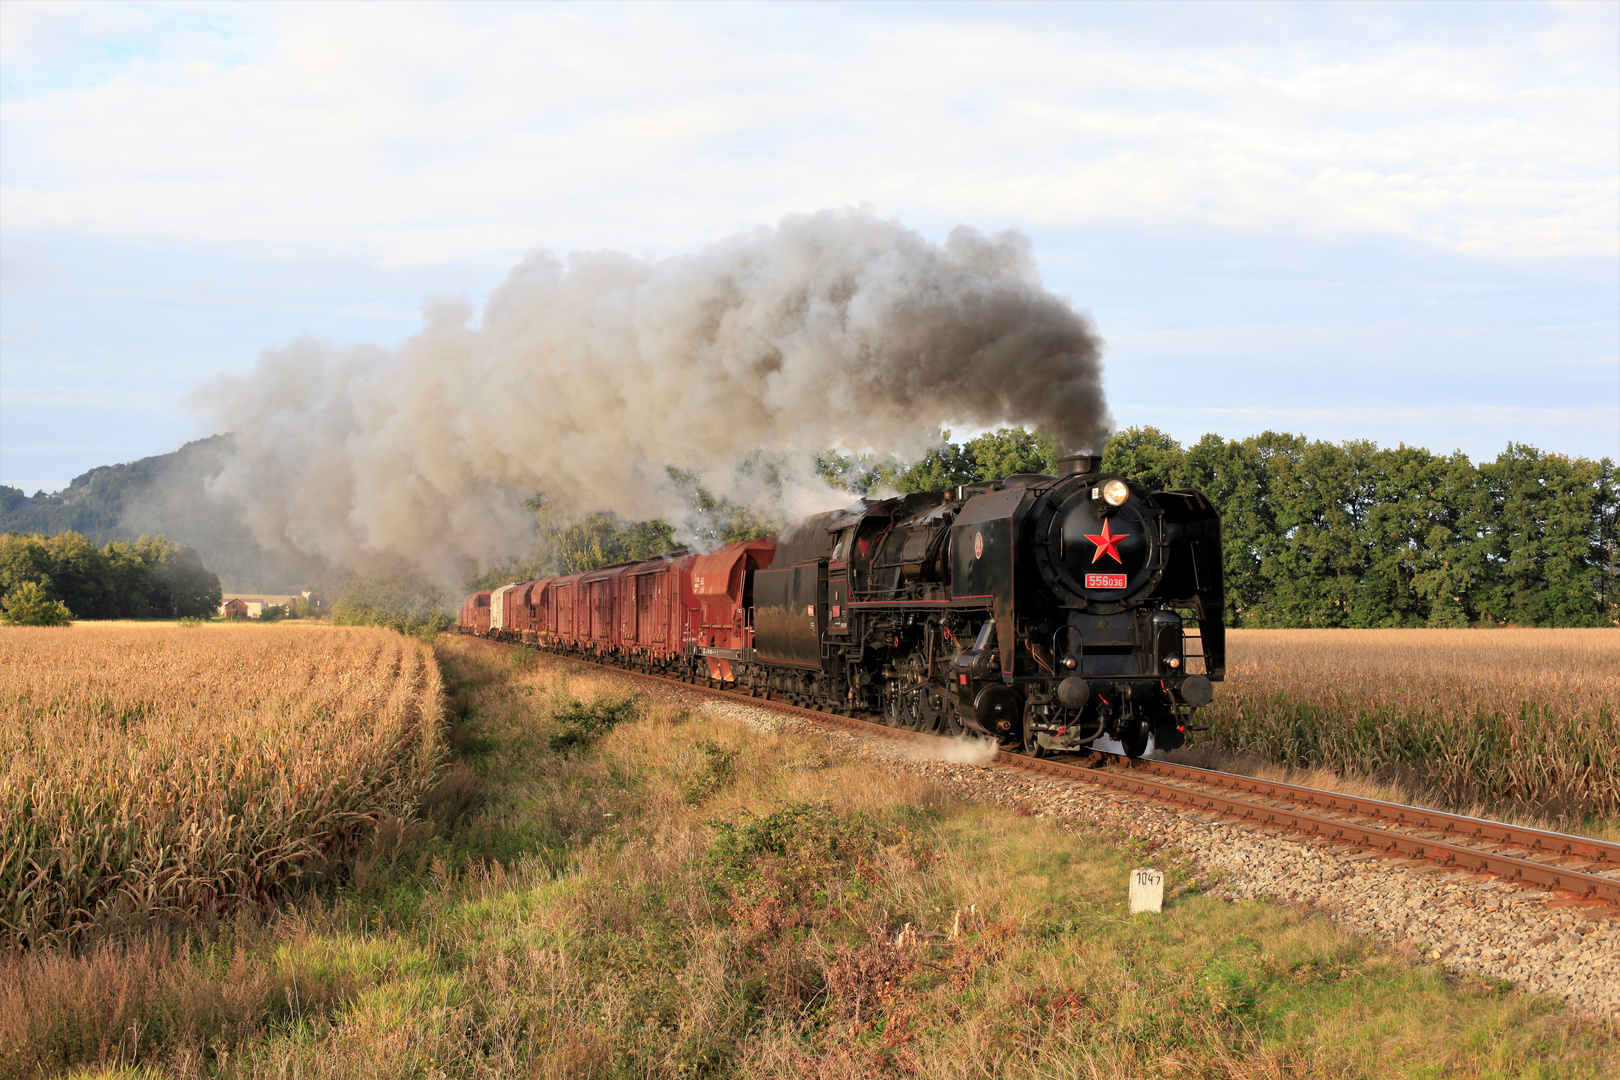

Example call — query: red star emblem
[1084,518,1130,564]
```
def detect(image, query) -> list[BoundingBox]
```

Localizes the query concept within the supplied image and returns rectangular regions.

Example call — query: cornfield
[1201,629,1620,820]
[0,623,444,947]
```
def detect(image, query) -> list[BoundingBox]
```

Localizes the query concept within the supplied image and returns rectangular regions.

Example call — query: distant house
[217,593,312,619]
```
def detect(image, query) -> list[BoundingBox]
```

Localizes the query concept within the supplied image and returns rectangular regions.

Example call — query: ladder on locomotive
[1180,624,1208,676]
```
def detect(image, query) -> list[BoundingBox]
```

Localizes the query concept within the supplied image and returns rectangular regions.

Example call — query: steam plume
[204,208,1109,582]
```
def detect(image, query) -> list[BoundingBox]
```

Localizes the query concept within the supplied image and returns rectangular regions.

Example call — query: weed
[682,738,739,803]
[547,695,639,754]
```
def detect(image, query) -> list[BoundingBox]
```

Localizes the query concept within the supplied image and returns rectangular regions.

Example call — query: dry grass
[6,637,1613,1079]
[0,622,444,948]
[1187,629,1620,829]
[209,641,1615,1079]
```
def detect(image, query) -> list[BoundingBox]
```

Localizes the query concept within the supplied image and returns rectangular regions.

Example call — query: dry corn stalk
[1203,629,1620,818]
[0,623,444,947]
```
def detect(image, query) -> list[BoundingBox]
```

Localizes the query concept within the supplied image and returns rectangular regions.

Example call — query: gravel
[541,657,1620,1020]
[691,695,1620,1021]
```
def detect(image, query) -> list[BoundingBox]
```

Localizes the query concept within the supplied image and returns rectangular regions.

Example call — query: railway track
[527,643,1620,908]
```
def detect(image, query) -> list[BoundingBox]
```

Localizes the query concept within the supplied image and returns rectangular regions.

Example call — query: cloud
[1109,403,1620,463]
[1,2,1614,264]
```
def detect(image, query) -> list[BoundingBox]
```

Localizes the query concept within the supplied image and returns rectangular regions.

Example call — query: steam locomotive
[459,453,1224,757]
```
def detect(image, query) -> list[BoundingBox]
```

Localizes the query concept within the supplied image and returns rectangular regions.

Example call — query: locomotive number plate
[1085,573,1127,589]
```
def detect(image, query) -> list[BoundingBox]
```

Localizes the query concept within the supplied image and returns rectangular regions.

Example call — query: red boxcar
[460,539,775,683]
[458,590,492,635]
[578,565,617,651]
[506,579,548,640]
[541,573,584,642]
[616,551,694,663]
[690,539,776,650]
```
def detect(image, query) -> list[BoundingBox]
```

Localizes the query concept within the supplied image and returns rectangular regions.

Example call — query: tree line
[0,532,223,624]
[478,427,1617,628]
[1100,428,1616,628]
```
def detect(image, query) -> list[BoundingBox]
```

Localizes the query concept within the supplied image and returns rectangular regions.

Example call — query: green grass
[3,635,1614,1079]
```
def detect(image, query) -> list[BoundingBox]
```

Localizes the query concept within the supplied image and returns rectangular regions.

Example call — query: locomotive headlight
[1101,479,1130,507]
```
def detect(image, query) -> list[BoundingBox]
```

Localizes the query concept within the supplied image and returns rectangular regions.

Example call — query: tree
[1100,426,1188,492]
[146,538,224,618]
[330,572,453,636]
[964,427,1058,480]
[1408,450,1487,628]
[665,467,779,547]
[40,532,114,618]
[885,441,980,494]
[1,581,73,626]
[1181,433,1273,627]
[1476,446,1611,626]
[819,427,1058,497]
[0,531,221,620]
[815,435,978,495]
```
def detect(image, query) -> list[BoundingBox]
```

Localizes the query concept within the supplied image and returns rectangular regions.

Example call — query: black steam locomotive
[746,453,1225,757]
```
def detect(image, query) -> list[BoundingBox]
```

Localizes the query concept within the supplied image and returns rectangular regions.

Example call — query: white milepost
[1129,868,1165,914]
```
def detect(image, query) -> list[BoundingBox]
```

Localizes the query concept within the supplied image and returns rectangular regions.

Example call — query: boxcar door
[590,581,609,640]
[623,574,638,644]
[636,573,659,644]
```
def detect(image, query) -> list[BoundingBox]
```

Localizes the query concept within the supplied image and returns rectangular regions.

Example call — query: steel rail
[515,641,1620,905]
[1129,759,1620,868]
[1009,755,1620,903]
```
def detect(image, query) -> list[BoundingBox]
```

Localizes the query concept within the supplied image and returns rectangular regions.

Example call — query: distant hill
[0,435,328,593]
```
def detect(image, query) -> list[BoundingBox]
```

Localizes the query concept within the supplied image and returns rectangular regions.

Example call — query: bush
[547,696,639,754]
[329,574,453,637]
[0,582,73,626]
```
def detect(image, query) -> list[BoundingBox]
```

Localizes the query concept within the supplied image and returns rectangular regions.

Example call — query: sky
[2,0,1617,496]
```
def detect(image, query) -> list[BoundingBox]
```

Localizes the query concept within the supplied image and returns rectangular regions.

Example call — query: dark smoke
[203,208,1109,583]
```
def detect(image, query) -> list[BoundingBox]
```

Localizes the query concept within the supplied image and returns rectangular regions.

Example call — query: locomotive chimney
[1055,453,1100,476]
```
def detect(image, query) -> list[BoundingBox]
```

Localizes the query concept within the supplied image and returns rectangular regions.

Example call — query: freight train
[458,453,1224,758]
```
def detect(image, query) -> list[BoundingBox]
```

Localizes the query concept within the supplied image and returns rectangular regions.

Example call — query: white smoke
[898,735,1003,766]
[203,208,1110,583]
